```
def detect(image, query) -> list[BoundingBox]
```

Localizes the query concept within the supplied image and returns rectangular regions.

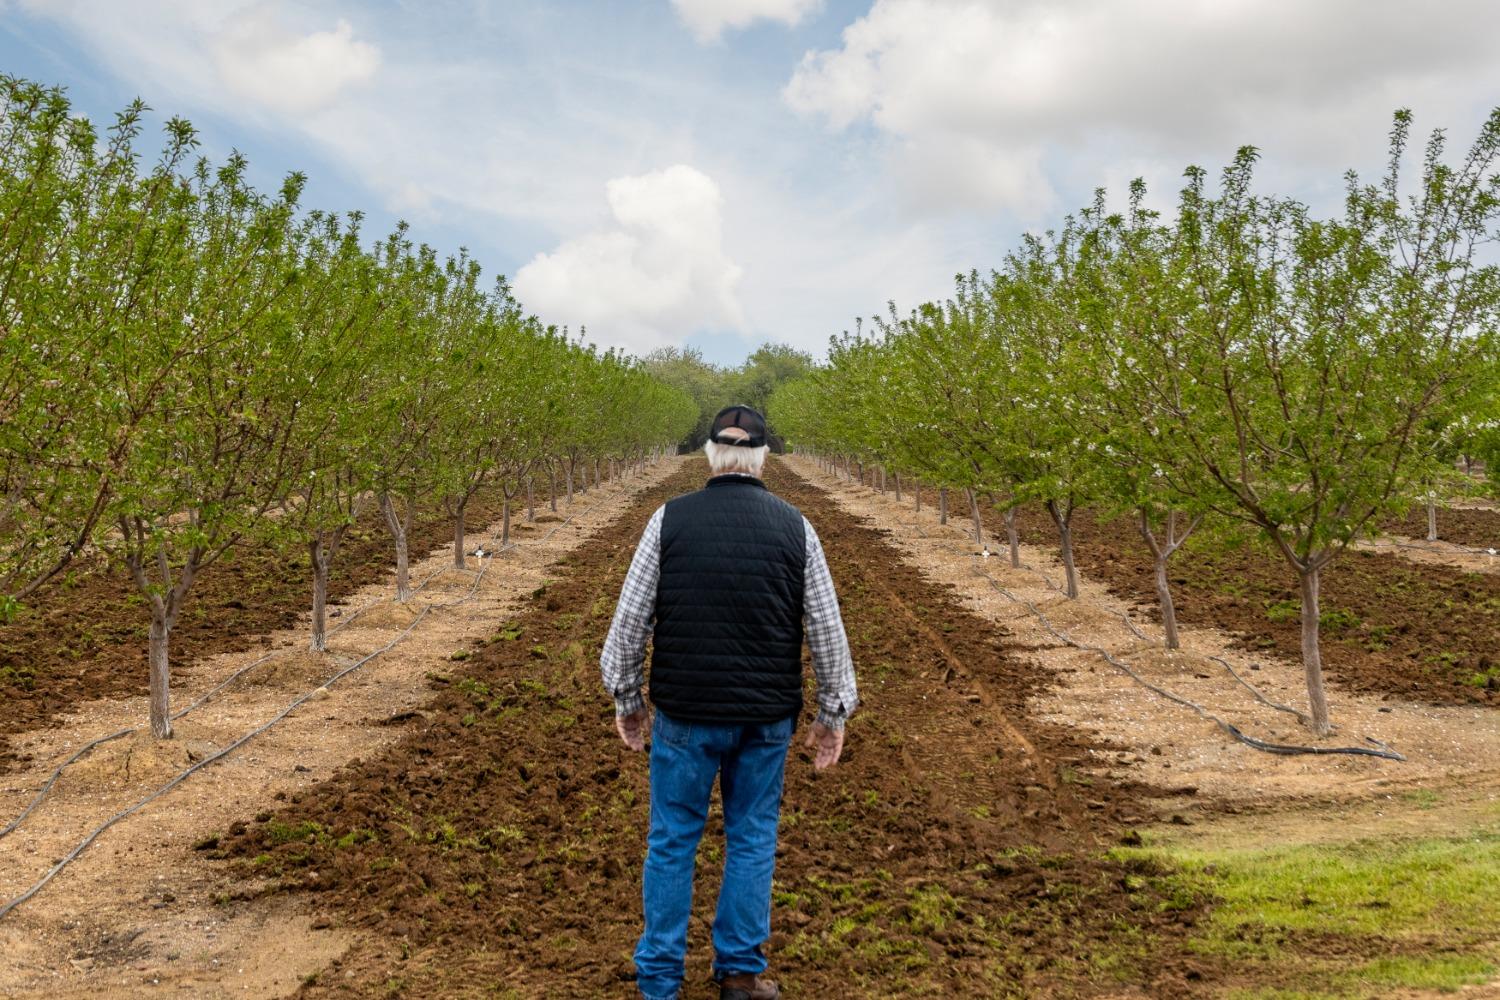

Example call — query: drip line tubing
[0,466,663,918]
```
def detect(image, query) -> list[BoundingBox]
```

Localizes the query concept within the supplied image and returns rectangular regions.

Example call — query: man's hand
[804,720,844,771]
[615,707,649,752]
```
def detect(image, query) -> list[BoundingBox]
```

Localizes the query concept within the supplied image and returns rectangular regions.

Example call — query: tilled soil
[1386,506,1500,551]
[218,459,1212,998]
[0,462,681,1000]
[0,484,560,772]
[988,504,1500,708]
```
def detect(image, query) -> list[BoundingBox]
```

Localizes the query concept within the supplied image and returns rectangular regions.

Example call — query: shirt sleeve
[600,505,662,717]
[803,516,858,730]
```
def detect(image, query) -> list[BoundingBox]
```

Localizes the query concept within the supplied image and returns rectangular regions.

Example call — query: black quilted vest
[649,474,806,723]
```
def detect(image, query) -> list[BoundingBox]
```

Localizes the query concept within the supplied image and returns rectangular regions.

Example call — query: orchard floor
[0,455,1495,998]
[0,480,530,773]
[0,459,685,998]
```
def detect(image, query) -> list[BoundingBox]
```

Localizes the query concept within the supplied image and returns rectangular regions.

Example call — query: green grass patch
[1116,810,1500,996]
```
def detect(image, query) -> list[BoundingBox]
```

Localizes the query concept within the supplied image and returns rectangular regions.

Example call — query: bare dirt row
[994,506,1500,707]
[1386,505,1500,552]
[0,459,685,999]
[9,455,1492,998]
[783,455,1500,809]
[820,471,1500,709]
[212,457,1209,998]
[0,482,540,772]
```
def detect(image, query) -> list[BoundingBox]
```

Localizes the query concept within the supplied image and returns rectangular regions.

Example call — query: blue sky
[3,1,1498,367]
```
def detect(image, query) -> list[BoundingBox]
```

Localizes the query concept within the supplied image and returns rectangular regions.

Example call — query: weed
[266,819,325,845]
[456,677,491,699]
[334,828,377,849]
[1319,606,1361,633]
[903,885,957,935]
[1264,598,1300,623]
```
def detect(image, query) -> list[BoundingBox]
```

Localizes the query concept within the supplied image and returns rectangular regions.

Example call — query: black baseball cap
[709,405,767,447]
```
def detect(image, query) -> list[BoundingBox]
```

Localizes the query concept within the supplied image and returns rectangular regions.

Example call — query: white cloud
[513,165,746,354]
[671,0,821,43]
[211,8,379,115]
[18,1,379,116]
[786,0,1500,215]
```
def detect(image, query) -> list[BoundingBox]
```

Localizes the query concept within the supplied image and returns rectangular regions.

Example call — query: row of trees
[0,76,696,738]
[773,109,1500,736]
[643,343,815,449]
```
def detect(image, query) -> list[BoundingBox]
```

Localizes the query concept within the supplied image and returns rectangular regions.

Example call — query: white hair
[704,439,769,477]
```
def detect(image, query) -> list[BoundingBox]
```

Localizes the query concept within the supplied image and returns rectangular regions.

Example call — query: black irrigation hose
[0,605,435,922]
[980,548,1312,725]
[801,458,1406,763]
[0,467,659,912]
[0,728,134,840]
[978,570,1404,761]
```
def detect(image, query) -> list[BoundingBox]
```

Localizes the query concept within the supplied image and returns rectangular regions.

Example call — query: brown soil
[0,460,682,999]
[788,456,1500,813]
[216,458,1214,998]
[0,484,558,773]
[1386,506,1500,550]
[988,505,1500,708]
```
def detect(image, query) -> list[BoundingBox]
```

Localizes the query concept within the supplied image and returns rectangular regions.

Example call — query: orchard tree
[277,210,391,652]
[0,81,198,615]
[367,233,456,602]
[1152,112,1499,735]
[103,155,308,738]
[1069,184,1220,647]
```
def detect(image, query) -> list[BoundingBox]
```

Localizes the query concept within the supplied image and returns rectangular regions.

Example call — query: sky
[2,0,1497,366]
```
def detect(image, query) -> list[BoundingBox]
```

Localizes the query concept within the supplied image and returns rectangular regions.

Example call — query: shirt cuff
[815,706,848,731]
[614,691,645,717]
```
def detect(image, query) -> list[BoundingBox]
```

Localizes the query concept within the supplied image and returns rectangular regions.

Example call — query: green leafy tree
[102,154,307,738]
[1150,113,1499,734]
[276,210,391,652]
[0,81,198,617]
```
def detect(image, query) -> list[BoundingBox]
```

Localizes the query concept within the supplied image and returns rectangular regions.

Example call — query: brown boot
[719,973,779,1000]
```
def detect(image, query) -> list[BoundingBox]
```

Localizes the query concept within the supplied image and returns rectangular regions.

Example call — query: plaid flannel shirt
[600,497,858,730]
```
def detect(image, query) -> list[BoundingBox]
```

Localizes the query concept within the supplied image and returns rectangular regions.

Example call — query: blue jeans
[634,709,794,1000]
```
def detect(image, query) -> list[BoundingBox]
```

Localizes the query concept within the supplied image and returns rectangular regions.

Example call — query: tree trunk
[966,489,983,546]
[502,500,511,546]
[565,462,575,505]
[1298,564,1332,736]
[1003,507,1020,568]
[914,478,921,512]
[939,488,948,525]
[148,612,173,739]
[1152,550,1180,649]
[549,466,559,512]
[879,467,887,492]
[526,479,535,522]
[1427,499,1438,542]
[894,473,902,502]
[453,495,468,569]
[310,536,331,653]
[1045,499,1080,599]
[380,493,413,602]
[594,458,601,489]
[1136,510,1198,650]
